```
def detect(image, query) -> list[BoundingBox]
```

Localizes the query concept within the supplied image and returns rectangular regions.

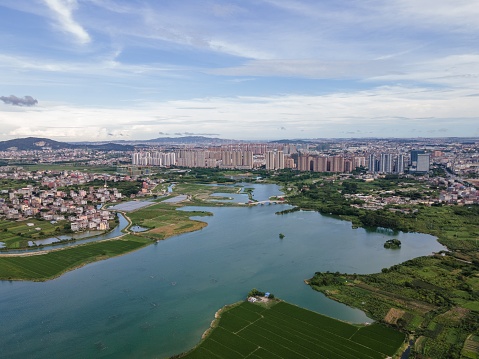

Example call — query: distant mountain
[269,139,315,144]
[137,136,233,145]
[74,136,235,146]
[0,137,74,151]
[0,137,134,151]
[75,142,134,151]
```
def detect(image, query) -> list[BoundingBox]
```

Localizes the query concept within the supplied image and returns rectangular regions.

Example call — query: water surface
[0,184,445,359]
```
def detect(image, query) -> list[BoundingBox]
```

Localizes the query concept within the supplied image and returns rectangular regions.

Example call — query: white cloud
[387,0,479,32]
[1,84,477,141]
[0,53,189,78]
[43,0,91,44]
[209,54,479,91]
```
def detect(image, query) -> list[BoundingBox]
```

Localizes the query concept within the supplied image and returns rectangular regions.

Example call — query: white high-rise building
[266,151,284,170]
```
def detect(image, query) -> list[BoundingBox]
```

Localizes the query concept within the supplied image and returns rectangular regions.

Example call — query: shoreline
[0,205,210,280]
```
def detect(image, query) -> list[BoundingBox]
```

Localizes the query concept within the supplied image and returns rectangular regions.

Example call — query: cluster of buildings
[0,185,119,231]
[132,147,430,175]
[0,148,131,166]
[438,182,479,205]
[0,167,147,232]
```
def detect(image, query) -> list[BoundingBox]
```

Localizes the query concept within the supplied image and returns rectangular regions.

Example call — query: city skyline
[0,0,478,142]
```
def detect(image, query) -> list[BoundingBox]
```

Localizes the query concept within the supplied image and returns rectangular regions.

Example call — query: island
[384,238,401,249]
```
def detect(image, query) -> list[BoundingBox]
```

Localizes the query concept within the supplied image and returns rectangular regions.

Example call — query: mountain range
[0,137,134,151]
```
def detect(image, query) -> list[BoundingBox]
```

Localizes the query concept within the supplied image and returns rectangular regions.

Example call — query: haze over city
[0,0,478,141]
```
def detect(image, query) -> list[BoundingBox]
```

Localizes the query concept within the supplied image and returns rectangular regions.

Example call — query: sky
[0,0,478,142]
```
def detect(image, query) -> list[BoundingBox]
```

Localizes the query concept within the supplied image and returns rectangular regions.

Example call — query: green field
[22,164,117,173]
[0,219,68,248]
[0,235,151,281]
[127,203,212,240]
[180,301,405,359]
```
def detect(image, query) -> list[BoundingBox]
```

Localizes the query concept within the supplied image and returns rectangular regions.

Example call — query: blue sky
[0,0,478,141]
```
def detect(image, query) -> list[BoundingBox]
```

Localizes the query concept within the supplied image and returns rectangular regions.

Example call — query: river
[0,184,445,358]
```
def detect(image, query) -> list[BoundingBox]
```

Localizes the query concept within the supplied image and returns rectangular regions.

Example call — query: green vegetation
[0,180,239,280]
[127,202,212,240]
[308,255,479,357]
[281,176,479,252]
[384,238,401,249]
[265,174,479,358]
[0,219,69,249]
[247,288,275,299]
[178,301,405,359]
[171,182,242,206]
[0,178,37,191]
[462,335,479,359]
[2,168,478,358]
[279,233,285,239]
[0,235,151,281]
[73,178,143,197]
[22,164,117,173]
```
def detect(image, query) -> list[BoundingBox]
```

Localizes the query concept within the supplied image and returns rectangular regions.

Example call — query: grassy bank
[0,183,223,280]
[0,235,152,281]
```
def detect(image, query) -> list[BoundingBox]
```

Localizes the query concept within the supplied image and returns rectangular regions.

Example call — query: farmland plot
[180,301,405,358]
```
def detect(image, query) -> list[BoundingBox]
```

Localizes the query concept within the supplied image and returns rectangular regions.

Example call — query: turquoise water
[0,185,445,358]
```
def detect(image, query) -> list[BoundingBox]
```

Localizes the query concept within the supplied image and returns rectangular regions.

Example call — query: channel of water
[3,213,128,254]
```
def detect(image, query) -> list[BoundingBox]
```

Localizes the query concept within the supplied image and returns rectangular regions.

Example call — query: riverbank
[0,198,213,280]
[0,234,152,281]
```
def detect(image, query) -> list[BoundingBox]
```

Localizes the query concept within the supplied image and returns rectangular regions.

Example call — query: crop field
[0,235,150,281]
[462,335,479,359]
[181,301,405,359]
[0,219,63,248]
[127,203,211,240]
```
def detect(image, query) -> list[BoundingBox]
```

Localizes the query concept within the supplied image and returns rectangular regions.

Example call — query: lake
[0,184,445,358]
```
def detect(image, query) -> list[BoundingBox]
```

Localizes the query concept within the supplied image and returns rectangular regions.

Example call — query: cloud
[43,0,91,44]
[0,95,38,106]
[1,83,478,142]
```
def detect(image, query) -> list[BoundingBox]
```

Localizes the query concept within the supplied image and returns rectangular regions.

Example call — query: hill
[0,137,133,151]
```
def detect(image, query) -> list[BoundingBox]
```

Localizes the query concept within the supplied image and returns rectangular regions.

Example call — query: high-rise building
[395,154,404,174]
[416,153,430,173]
[266,151,284,170]
[330,156,344,173]
[409,150,429,173]
[313,157,328,172]
[368,154,376,173]
[410,150,424,164]
[297,155,311,171]
[353,157,366,170]
[380,153,393,173]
